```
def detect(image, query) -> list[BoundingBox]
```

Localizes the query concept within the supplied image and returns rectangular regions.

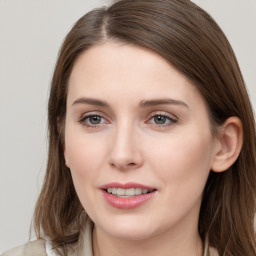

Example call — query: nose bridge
[108,118,142,170]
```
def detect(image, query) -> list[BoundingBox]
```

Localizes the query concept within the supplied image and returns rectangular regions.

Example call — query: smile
[101,182,157,209]
[106,188,154,197]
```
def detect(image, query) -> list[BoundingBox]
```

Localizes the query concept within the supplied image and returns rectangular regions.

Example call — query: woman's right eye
[79,114,109,127]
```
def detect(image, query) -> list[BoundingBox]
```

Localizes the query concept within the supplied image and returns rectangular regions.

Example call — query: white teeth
[106,188,151,197]
[125,188,135,196]
[135,188,142,195]
[142,189,148,194]
[116,188,125,196]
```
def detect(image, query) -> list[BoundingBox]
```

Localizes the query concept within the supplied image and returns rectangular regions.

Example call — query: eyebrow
[139,99,189,108]
[72,98,110,107]
[72,97,189,109]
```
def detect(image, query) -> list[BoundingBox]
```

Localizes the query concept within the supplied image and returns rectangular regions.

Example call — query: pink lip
[101,182,157,209]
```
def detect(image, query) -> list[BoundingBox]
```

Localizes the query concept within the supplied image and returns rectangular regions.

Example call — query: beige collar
[77,219,94,256]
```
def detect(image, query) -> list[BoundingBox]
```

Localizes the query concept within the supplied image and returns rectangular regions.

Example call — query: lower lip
[102,190,156,209]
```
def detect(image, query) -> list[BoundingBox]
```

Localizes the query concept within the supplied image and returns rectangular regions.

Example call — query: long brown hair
[33,0,256,255]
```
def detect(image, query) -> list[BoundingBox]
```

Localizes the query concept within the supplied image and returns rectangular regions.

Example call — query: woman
[2,0,256,255]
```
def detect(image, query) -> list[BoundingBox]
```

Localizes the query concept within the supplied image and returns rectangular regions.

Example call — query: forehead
[67,42,204,108]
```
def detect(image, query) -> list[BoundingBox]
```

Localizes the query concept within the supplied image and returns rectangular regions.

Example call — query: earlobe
[65,161,70,168]
[64,148,70,168]
[211,117,243,173]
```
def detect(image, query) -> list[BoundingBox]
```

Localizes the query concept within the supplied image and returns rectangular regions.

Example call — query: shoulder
[1,240,47,256]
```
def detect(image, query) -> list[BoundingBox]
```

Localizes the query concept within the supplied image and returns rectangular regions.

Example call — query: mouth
[101,182,157,209]
[104,187,156,198]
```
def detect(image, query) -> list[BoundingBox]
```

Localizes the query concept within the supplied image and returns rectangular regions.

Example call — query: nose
[108,122,143,171]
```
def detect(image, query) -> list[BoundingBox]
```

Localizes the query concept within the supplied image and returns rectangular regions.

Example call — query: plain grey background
[0,0,255,253]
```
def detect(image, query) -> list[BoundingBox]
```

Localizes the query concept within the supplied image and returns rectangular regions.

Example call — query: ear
[211,117,243,173]
[64,148,70,168]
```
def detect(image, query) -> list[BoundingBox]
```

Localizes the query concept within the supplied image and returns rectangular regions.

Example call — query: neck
[92,223,203,256]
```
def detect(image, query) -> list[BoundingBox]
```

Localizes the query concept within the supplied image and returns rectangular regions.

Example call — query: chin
[95,214,159,241]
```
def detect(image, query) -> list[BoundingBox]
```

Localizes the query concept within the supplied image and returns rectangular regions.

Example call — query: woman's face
[64,42,218,241]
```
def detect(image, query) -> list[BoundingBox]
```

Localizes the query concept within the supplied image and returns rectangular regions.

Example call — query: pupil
[154,115,166,124]
[90,116,101,124]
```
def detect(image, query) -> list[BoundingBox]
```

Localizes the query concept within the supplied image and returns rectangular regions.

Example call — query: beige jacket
[2,221,218,256]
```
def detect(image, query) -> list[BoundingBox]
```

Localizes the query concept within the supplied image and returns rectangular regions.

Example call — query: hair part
[33,0,256,255]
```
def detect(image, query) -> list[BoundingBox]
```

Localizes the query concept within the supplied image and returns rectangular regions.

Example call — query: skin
[64,42,239,256]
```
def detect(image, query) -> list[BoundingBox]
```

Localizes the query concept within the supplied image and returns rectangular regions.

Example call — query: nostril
[110,161,138,170]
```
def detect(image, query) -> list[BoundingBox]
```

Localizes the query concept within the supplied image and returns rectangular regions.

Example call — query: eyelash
[146,113,178,128]
[78,112,178,129]
[78,113,109,128]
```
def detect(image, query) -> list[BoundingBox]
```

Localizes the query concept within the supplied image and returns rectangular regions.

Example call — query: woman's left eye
[147,114,177,126]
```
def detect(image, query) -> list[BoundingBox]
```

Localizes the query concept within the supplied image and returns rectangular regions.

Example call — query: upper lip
[100,182,156,190]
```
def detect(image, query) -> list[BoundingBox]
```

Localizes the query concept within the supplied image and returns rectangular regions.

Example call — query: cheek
[148,132,213,194]
[65,126,106,173]
[148,134,213,222]
[65,134,104,215]
[64,128,106,195]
